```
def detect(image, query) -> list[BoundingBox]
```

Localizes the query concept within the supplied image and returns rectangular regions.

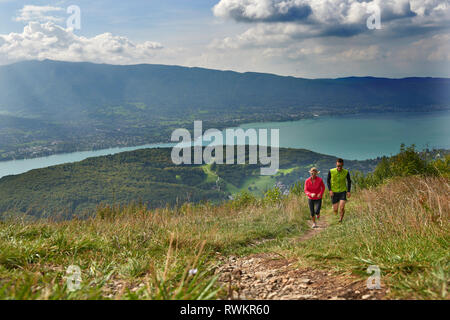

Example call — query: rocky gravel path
[215,216,388,300]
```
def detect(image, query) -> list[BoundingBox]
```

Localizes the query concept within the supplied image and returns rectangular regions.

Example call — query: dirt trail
[216,215,388,300]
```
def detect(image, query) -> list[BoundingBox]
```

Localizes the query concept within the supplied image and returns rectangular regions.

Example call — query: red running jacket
[304,177,325,200]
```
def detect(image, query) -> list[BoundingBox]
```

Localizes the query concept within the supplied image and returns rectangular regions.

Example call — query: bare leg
[339,200,346,222]
[333,203,339,215]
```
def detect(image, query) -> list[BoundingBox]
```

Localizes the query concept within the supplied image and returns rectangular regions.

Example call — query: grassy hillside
[0,175,447,300]
[0,147,379,219]
[0,191,307,299]
[0,146,447,299]
[290,176,449,299]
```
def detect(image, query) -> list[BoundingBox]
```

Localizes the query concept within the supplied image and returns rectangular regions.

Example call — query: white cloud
[425,34,450,61]
[398,33,450,61]
[210,23,318,50]
[213,0,450,41]
[261,45,325,60]
[256,40,382,62]
[0,22,164,65]
[209,0,450,76]
[15,5,64,23]
[214,0,450,23]
[335,45,381,61]
[213,0,313,22]
[213,0,424,24]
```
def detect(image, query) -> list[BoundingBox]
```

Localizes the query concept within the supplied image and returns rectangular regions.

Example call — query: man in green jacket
[327,158,352,223]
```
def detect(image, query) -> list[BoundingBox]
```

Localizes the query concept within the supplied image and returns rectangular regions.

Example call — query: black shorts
[332,192,347,204]
[308,199,322,217]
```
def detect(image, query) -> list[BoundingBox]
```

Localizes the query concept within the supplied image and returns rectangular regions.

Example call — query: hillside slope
[0,147,379,219]
[0,175,447,300]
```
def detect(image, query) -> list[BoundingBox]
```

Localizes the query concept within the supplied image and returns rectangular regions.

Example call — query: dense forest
[0,147,380,219]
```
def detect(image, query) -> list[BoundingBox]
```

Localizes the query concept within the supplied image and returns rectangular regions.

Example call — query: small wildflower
[188,269,198,276]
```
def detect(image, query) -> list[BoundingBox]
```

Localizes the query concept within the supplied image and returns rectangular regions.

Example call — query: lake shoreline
[1,109,449,164]
[1,110,449,179]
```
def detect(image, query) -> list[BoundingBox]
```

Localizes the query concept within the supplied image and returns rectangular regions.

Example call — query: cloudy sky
[0,0,449,78]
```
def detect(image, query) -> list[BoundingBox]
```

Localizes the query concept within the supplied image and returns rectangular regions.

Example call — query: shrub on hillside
[289,181,304,197]
[354,144,449,189]
[263,187,284,206]
[231,190,258,209]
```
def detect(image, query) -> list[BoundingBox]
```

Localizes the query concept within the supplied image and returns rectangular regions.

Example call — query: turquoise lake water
[239,111,450,160]
[0,111,449,179]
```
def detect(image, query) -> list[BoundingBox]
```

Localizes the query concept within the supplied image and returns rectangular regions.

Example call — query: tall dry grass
[355,176,449,239]
[292,176,449,299]
[0,192,307,299]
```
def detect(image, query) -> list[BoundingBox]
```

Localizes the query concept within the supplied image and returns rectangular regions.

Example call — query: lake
[0,111,449,179]
[240,111,450,160]
[0,142,175,179]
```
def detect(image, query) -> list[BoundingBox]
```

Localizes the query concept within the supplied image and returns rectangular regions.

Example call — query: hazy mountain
[0,60,448,161]
[1,60,449,120]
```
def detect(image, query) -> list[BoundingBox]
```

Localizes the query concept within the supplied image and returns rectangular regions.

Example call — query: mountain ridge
[5,59,450,80]
[0,59,448,161]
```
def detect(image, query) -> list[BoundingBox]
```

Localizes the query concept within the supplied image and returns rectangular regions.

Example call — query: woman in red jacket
[304,167,325,228]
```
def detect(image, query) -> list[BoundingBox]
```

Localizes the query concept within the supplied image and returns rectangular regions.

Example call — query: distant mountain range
[0,60,449,161]
[1,60,449,116]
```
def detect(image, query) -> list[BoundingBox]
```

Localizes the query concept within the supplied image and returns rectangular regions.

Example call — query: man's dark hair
[337,158,344,164]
